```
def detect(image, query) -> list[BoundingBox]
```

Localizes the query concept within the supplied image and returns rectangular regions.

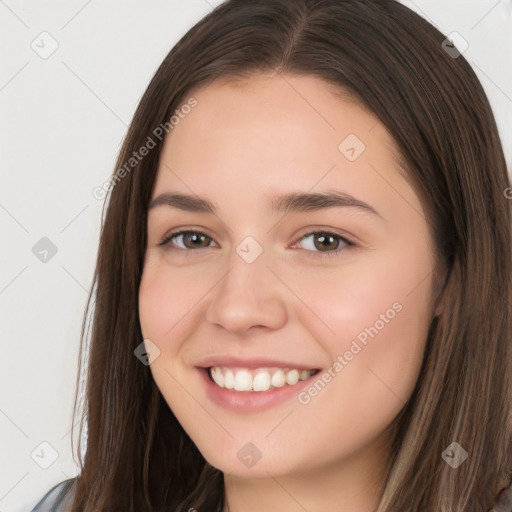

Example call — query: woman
[31,0,512,510]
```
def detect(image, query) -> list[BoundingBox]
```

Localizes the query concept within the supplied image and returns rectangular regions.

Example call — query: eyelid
[158,227,217,249]
[290,227,356,246]
[289,229,355,258]
[158,227,356,257]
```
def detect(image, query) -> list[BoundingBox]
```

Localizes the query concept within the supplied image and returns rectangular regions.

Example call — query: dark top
[31,478,512,511]
[30,479,75,512]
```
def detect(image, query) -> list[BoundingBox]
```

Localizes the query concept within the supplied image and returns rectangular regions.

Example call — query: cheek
[289,242,434,400]
[290,241,433,330]
[138,257,214,341]
[286,253,433,459]
[138,260,210,420]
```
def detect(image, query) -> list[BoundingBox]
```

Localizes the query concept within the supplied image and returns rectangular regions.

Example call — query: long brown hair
[68,1,512,510]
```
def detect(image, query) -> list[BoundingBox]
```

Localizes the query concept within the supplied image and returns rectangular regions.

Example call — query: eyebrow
[148,191,383,219]
[148,192,216,213]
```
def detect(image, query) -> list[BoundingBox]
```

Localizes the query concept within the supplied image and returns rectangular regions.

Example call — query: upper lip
[195,355,321,370]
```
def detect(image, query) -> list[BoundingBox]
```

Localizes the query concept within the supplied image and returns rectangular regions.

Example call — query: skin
[138,73,443,512]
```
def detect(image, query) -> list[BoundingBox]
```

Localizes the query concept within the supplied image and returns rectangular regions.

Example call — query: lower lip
[197,368,319,412]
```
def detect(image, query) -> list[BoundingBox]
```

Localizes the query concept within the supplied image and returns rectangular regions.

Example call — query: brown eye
[160,230,215,250]
[313,233,340,251]
[296,231,353,256]
[181,232,211,249]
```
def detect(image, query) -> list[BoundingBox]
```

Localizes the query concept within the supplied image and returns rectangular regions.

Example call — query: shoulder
[492,485,512,512]
[30,478,76,512]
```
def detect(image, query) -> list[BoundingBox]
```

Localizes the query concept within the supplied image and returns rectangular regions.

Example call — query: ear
[432,258,457,318]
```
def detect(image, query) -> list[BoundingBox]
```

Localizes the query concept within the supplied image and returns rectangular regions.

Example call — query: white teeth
[234,370,253,391]
[209,366,317,392]
[210,367,225,387]
[224,369,235,389]
[253,372,271,391]
[299,369,311,381]
[271,369,286,388]
[285,369,299,385]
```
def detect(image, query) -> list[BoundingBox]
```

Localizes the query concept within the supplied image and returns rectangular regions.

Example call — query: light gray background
[1,1,511,510]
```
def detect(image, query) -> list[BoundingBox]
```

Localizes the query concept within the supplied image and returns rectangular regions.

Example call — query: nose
[204,246,288,335]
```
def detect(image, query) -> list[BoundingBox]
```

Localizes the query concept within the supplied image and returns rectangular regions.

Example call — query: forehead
[151,73,423,223]
[158,73,399,177]
[183,73,379,136]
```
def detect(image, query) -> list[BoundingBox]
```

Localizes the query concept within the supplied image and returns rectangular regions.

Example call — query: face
[138,73,439,482]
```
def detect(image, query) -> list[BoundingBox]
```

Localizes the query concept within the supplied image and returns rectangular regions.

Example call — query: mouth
[206,366,321,392]
[197,365,323,411]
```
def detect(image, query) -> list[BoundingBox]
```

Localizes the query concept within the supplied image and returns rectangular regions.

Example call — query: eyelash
[158,228,356,258]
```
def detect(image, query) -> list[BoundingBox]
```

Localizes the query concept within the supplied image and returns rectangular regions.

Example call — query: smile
[209,366,320,392]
